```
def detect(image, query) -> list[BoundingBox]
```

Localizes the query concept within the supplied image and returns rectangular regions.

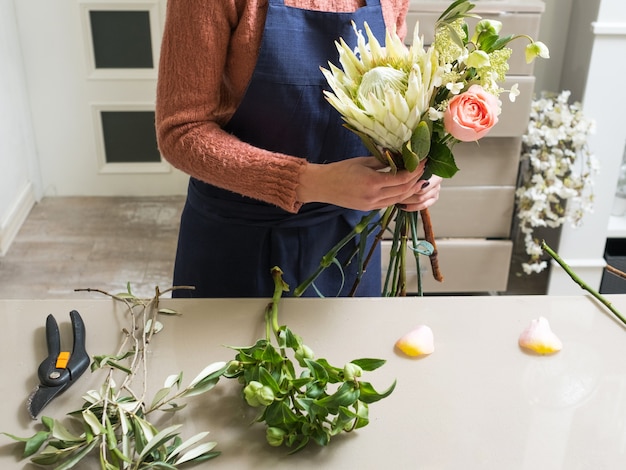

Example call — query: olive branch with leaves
[3,284,228,469]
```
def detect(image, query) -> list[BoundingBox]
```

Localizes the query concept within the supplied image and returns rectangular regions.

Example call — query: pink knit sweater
[155,0,409,213]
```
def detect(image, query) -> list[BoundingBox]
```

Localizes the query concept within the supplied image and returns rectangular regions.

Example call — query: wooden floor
[0,196,185,299]
[0,196,546,300]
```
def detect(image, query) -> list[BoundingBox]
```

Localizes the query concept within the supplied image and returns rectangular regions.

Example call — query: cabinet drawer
[406,1,543,76]
[445,137,522,187]
[381,238,513,293]
[429,186,515,238]
[389,186,516,238]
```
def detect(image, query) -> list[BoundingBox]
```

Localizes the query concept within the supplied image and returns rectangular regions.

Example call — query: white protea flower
[321,21,441,159]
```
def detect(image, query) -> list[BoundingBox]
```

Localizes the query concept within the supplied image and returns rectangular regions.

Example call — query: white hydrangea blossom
[515,90,598,274]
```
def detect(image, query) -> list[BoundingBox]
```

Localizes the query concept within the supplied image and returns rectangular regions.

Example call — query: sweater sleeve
[155,0,409,214]
[155,0,308,213]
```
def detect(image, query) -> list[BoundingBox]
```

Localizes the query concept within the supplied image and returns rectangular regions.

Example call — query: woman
[156,0,442,297]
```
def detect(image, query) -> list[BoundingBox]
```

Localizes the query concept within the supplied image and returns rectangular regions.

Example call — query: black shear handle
[67,310,89,380]
[37,310,89,387]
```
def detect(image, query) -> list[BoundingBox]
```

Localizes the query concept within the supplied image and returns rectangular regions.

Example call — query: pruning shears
[27,310,90,419]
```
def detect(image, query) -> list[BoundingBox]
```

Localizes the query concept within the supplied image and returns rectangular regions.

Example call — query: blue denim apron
[173,0,386,298]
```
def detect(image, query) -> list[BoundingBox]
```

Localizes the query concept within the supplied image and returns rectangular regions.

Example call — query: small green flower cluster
[225,267,396,451]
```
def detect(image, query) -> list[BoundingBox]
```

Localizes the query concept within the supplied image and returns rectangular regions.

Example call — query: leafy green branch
[3,284,228,469]
[224,267,396,452]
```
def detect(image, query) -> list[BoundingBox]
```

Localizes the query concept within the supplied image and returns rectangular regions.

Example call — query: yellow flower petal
[395,325,434,357]
[518,317,563,354]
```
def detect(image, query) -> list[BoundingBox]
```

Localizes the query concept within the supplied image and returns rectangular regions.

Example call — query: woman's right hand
[296,156,428,211]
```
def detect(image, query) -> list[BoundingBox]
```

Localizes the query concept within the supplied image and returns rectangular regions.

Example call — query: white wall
[0,0,40,256]
[548,0,626,293]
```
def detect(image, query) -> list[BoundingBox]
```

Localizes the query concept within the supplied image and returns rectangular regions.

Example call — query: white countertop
[1,295,625,468]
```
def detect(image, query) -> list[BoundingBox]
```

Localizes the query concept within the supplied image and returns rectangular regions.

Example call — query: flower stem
[293,210,379,297]
[399,215,408,296]
[349,206,397,296]
[541,241,626,327]
[269,267,285,340]
[409,211,423,296]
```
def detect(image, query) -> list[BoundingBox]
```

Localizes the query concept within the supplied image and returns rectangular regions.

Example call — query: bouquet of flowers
[295,0,549,297]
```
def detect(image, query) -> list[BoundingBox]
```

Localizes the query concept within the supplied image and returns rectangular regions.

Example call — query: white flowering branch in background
[515,90,598,274]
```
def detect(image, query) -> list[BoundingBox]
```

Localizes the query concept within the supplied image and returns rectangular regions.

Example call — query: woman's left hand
[397,175,443,212]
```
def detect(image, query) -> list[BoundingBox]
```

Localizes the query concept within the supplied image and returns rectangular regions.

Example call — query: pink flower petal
[519,317,563,354]
[395,325,434,357]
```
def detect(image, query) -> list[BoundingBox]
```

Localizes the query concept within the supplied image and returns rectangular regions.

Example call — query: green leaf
[22,431,50,457]
[132,416,156,453]
[137,424,183,463]
[259,367,282,395]
[260,343,284,364]
[437,0,476,24]
[310,426,331,447]
[158,308,181,316]
[403,120,431,172]
[288,435,310,454]
[330,406,357,435]
[146,318,164,335]
[161,402,187,413]
[163,372,183,389]
[310,358,342,382]
[91,352,133,374]
[477,32,499,52]
[104,414,117,450]
[358,379,397,404]
[42,416,55,431]
[427,141,459,178]
[173,440,219,465]
[304,358,330,383]
[282,327,303,350]
[401,145,419,173]
[350,358,386,372]
[263,401,300,428]
[55,440,99,470]
[82,409,105,436]
[489,34,515,52]
[150,386,173,410]
[29,445,68,466]
[50,420,83,443]
[118,407,130,435]
[351,401,370,429]
[139,463,177,470]
[187,361,227,388]
[314,382,360,412]
[168,431,210,459]
[305,382,327,399]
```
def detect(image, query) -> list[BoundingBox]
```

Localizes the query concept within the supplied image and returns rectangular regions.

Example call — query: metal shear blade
[27,310,89,419]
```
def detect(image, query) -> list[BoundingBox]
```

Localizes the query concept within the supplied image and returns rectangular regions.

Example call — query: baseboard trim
[0,182,36,256]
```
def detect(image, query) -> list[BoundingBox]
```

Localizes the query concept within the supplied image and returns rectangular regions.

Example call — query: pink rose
[443,85,501,142]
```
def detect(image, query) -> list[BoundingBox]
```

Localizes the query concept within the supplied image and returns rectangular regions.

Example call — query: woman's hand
[296,157,440,212]
[397,174,442,212]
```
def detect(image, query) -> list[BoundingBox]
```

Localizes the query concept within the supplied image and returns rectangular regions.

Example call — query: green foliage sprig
[3,284,228,469]
[224,267,396,452]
